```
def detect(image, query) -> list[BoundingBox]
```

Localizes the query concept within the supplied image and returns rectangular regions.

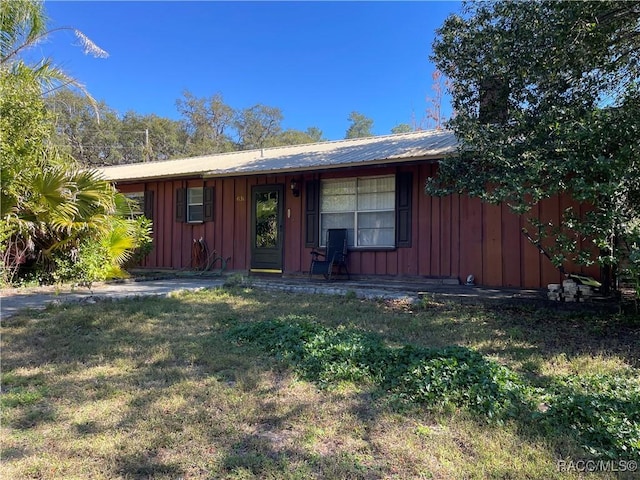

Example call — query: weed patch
[540,373,640,459]
[231,316,388,386]
[230,318,640,460]
[230,319,532,419]
[384,344,531,421]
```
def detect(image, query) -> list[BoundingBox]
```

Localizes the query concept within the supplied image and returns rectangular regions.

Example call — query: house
[98,129,599,288]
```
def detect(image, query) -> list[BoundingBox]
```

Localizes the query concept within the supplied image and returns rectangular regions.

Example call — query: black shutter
[175,188,186,222]
[305,180,319,247]
[203,186,214,222]
[396,172,412,247]
[143,190,154,220]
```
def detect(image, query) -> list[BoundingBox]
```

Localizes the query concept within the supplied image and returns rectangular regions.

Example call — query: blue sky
[43,1,461,141]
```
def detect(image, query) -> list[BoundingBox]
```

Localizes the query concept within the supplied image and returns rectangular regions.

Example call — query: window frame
[176,186,214,223]
[319,175,396,249]
[123,191,145,218]
[187,187,204,223]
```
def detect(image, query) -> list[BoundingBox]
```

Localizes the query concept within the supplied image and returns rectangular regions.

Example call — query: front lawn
[1,285,638,479]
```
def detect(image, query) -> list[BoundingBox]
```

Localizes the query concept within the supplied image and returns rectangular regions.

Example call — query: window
[320,176,395,247]
[187,187,204,223]
[123,191,154,219]
[124,192,145,217]
[176,186,214,223]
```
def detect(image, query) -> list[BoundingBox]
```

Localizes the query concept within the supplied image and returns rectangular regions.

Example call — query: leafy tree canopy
[391,123,412,134]
[345,111,374,139]
[1,0,108,110]
[176,91,236,156]
[428,0,640,289]
[47,89,328,165]
[235,104,284,150]
[48,90,188,165]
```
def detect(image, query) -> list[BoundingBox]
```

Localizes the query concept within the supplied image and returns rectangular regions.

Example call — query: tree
[345,111,374,139]
[425,69,452,130]
[305,127,325,143]
[50,87,326,165]
[1,0,108,111]
[391,123,412,134]
[119,111,187,163]
[1,0,149,284]
[176,91,235,155]
[235,104,284,150]
[261,126,325,148]
[428,0,640,293]
[47,90,122,165]
[48,90,189,165]
[176,92,324,154]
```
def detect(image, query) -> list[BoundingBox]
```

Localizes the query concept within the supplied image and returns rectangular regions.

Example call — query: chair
[309,228,350,280]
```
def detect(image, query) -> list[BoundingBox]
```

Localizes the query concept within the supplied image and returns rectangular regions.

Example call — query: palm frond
[73,29,109,58]
[114,193,136,217]
[32,167,74,211]
[21,59,102,120]
[70,168,117,216]
[1,0,108,120]
[101,220,136,265]
[0,0,47,64]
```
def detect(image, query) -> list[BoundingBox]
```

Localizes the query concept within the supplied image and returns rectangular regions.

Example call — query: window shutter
[175,188,186,222]
[143,190,154,220]
[203,186,215,222]
[305,180,319,247]
[396,172,412,247]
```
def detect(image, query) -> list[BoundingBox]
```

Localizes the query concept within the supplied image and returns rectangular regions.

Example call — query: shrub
[126,216,153,266]
[52,216,152,285]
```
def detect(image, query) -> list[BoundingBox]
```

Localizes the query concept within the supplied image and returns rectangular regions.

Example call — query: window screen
[187,187,204,223]
[320,176,395,247]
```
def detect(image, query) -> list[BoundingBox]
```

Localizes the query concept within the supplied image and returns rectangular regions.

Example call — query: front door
[250,185,284,272]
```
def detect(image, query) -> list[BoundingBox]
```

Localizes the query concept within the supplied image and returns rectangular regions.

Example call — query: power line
[48,144,147,149]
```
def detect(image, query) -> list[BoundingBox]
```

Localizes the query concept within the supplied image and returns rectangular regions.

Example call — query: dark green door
[250,185,284,272]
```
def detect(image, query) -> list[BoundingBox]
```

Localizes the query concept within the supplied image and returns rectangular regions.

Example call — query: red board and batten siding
[116,163,598,289]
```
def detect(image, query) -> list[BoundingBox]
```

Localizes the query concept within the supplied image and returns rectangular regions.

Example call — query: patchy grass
[1,286,638,479]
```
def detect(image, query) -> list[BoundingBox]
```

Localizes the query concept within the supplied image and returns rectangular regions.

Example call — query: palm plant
[1,0,108,102]
[1,0,151,285]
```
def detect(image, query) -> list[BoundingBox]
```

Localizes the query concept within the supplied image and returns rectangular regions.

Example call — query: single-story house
[98,129,599,288]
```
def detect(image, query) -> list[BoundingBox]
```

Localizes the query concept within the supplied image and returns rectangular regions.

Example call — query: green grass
[1,286,638,479]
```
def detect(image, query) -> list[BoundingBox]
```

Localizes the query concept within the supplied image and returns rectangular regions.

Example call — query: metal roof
[98,129,458,183]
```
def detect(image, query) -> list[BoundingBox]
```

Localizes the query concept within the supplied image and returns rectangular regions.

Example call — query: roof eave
[102,171,205,184]
[200,153,450,179]
[105,153,453,184]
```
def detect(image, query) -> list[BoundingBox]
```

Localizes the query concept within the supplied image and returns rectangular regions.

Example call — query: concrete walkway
[0,278,226,319]
[1,275,550,320]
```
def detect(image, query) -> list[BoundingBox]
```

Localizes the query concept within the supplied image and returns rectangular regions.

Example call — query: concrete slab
[1,278,225,319]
